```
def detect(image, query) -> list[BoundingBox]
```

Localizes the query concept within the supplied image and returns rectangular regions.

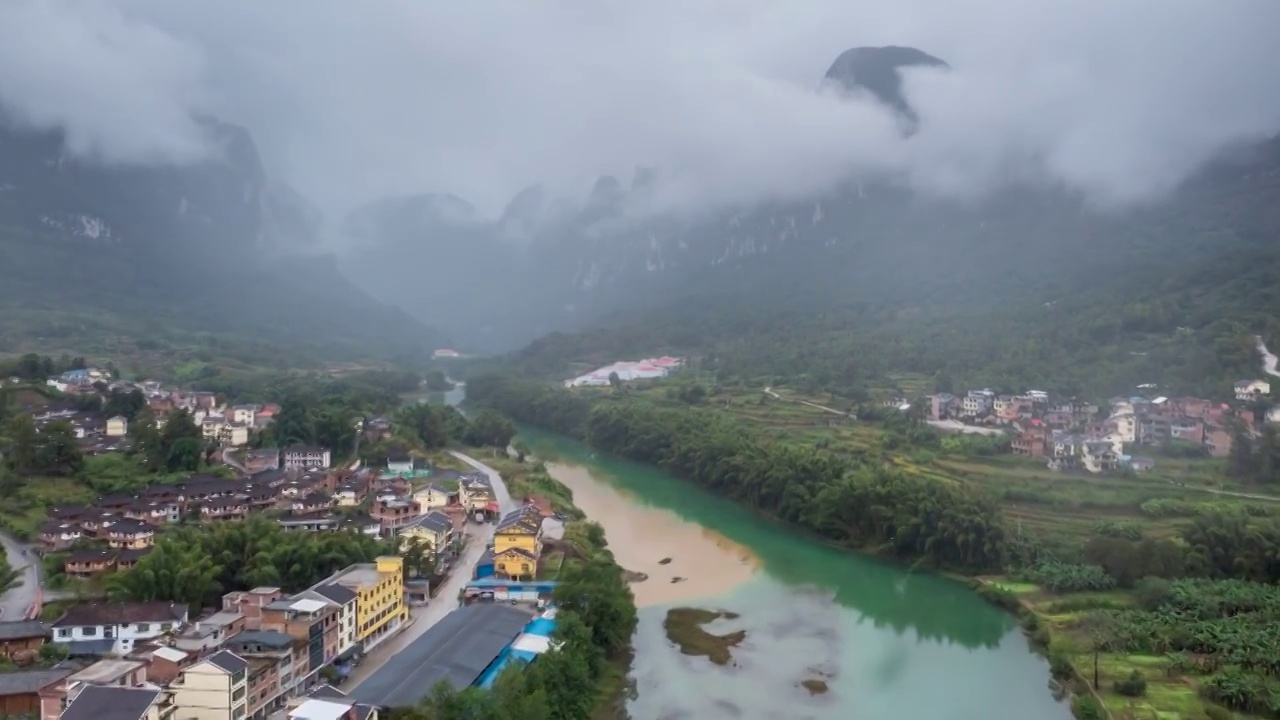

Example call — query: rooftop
[350,604,531,708]
[0,667,76,695]
[0,620,47,640]
[63,685,161,720]
[68,658,146,684]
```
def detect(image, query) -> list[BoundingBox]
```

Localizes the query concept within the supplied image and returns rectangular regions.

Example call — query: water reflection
[521,425,1010,650]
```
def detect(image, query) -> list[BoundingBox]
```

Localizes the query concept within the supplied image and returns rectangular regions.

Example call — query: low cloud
[1,0,1278,218]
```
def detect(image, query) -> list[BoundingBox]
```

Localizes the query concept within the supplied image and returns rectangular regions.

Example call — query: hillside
[0,117,441,368]
[342,45,1280,397]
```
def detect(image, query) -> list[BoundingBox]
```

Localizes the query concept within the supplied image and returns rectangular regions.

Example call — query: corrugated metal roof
[350,604,530,708]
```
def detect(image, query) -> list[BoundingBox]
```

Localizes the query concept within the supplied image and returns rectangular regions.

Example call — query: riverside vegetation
[467,372,1280,720]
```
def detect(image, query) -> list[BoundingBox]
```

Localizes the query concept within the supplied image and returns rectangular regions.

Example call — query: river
[517,425,1072,720]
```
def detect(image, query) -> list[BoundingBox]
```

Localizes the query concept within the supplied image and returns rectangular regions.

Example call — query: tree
[35,420,84,476]
[607,372,622,391]
[4,414,39,475]
[1080,610,1115,690]
[464,410,516,449]
[159,410,203,472]
[103,389,146,420]
[513,441,531,463]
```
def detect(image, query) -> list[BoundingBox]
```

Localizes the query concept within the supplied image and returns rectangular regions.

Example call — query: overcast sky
[2,0,1279,219]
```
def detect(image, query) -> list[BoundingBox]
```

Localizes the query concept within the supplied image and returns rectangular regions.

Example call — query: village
[0,367,574,720]
[917,376,1276,474]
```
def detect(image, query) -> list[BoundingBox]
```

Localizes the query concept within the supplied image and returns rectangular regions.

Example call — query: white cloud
[1,0,1278,217]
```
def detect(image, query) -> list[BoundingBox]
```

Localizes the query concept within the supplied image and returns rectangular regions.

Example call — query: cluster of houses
[0,553,406,720]
[925,380,1276,474]
[31,370,284,453]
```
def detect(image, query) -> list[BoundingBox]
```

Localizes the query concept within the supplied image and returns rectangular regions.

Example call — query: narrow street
[0,531,40,620]
[345,451,516,689]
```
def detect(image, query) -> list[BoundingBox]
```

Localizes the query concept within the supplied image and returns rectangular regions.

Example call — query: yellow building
[397,511,454,554]
[411,482,452,511]
[494,547,538,580]
[327,556,407,648]
[493,507,543,557]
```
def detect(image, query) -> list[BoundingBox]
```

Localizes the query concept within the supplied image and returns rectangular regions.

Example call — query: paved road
[450,451,517,516]
[1257,336,1280,378]
[0,532,40,620]
[766,386,1006,437]
[221,447,248,475]
[345,451,515,689]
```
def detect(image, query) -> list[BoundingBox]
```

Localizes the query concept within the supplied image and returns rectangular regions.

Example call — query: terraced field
[631,381,1280,549]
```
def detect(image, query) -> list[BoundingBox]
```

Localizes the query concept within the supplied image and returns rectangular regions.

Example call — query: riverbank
[453,452,639,719]
[515,425,1072,720]
[468,374,1274,720]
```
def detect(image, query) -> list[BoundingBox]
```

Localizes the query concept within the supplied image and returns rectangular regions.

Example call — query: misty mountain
[821,45,950,128]
[338,44,1280,376]
[0,116,439,363]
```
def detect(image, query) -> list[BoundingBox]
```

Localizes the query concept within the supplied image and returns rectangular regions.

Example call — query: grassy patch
[662,607,746,666]
[0,477,95,540]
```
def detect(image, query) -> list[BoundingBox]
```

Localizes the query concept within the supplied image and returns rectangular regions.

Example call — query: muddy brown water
[522,426,1074,720]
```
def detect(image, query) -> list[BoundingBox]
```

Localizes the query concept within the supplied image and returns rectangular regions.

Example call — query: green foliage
[1113,669,1147,697]
[463,409,517,449]
[394,403,469,450]
[110,516,387,608]
[470,374,1008,571]
[1019,561,1115,593]
[1090,520,1144,541]
[3,414,83,476]
[1133,576,1174,611]
[102,389,146,420]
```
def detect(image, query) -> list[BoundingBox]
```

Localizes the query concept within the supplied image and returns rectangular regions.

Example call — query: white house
[169,650,249,720]
[283,445,331,470]
[1235,379,1272,401]
[231,405,258,425]
[106,416,128,438]
[50,602,189,655]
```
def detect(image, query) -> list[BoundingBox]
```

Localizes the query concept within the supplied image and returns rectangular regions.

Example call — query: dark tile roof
[350,604,531,708]
[116,547,153,562]
[62,685,161,720]
[0,621,46,640]
[494,547,538,562]
[52,602,187,628]
[226,630,293,649]
[411,511,453,533]
[66,549,118,564]
[312,583,357,605]
[206,649,249,674]
[65,638,117,656]
[0,668,75,696]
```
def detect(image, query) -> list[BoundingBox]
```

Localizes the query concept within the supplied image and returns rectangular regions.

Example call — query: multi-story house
[283,446,331,470]
[50,602,188,655]
[63,549,121,579]
[493,507,544,580]
[261,598,341,691]
[410,483,453,512]
[245,449,281,474]
[325,557,406,652]
[290,493,333,516]
[1205,425,1234,458]
[123,499,181,526]
[107,520,156,550]
[1082,441,1120,474]
[306,585,358,660]
[288,685,379,720]
[142,646,197,686]
[219,423,251,448]
[928,393,956,421]
[1011,424,1049,457]
[61,685,177,720]
[1235,379,1271,401]
[1170,417,1206,445]
[231,405,259,426]
[106,416,128,438]
[398,511,454,554]
[961,389,995,418]
[173,611,247,654]
[37,521,82,552]
[169,650,250,720]
[222,631,306,715]
[201,498,250,522]
[369,497,419,535]
[0,620,48,658]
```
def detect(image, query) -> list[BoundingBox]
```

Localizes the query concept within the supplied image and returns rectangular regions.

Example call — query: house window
[521,563,531,573]
[82,626,99,637]
[136,623,150,632]
[57,628,71,638]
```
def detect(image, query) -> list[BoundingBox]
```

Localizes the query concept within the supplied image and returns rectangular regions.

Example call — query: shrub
[1203,706,1232,720]
[1114,670,1147,697]
[1071,695,1103,720]
[1134,576,1174,611]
